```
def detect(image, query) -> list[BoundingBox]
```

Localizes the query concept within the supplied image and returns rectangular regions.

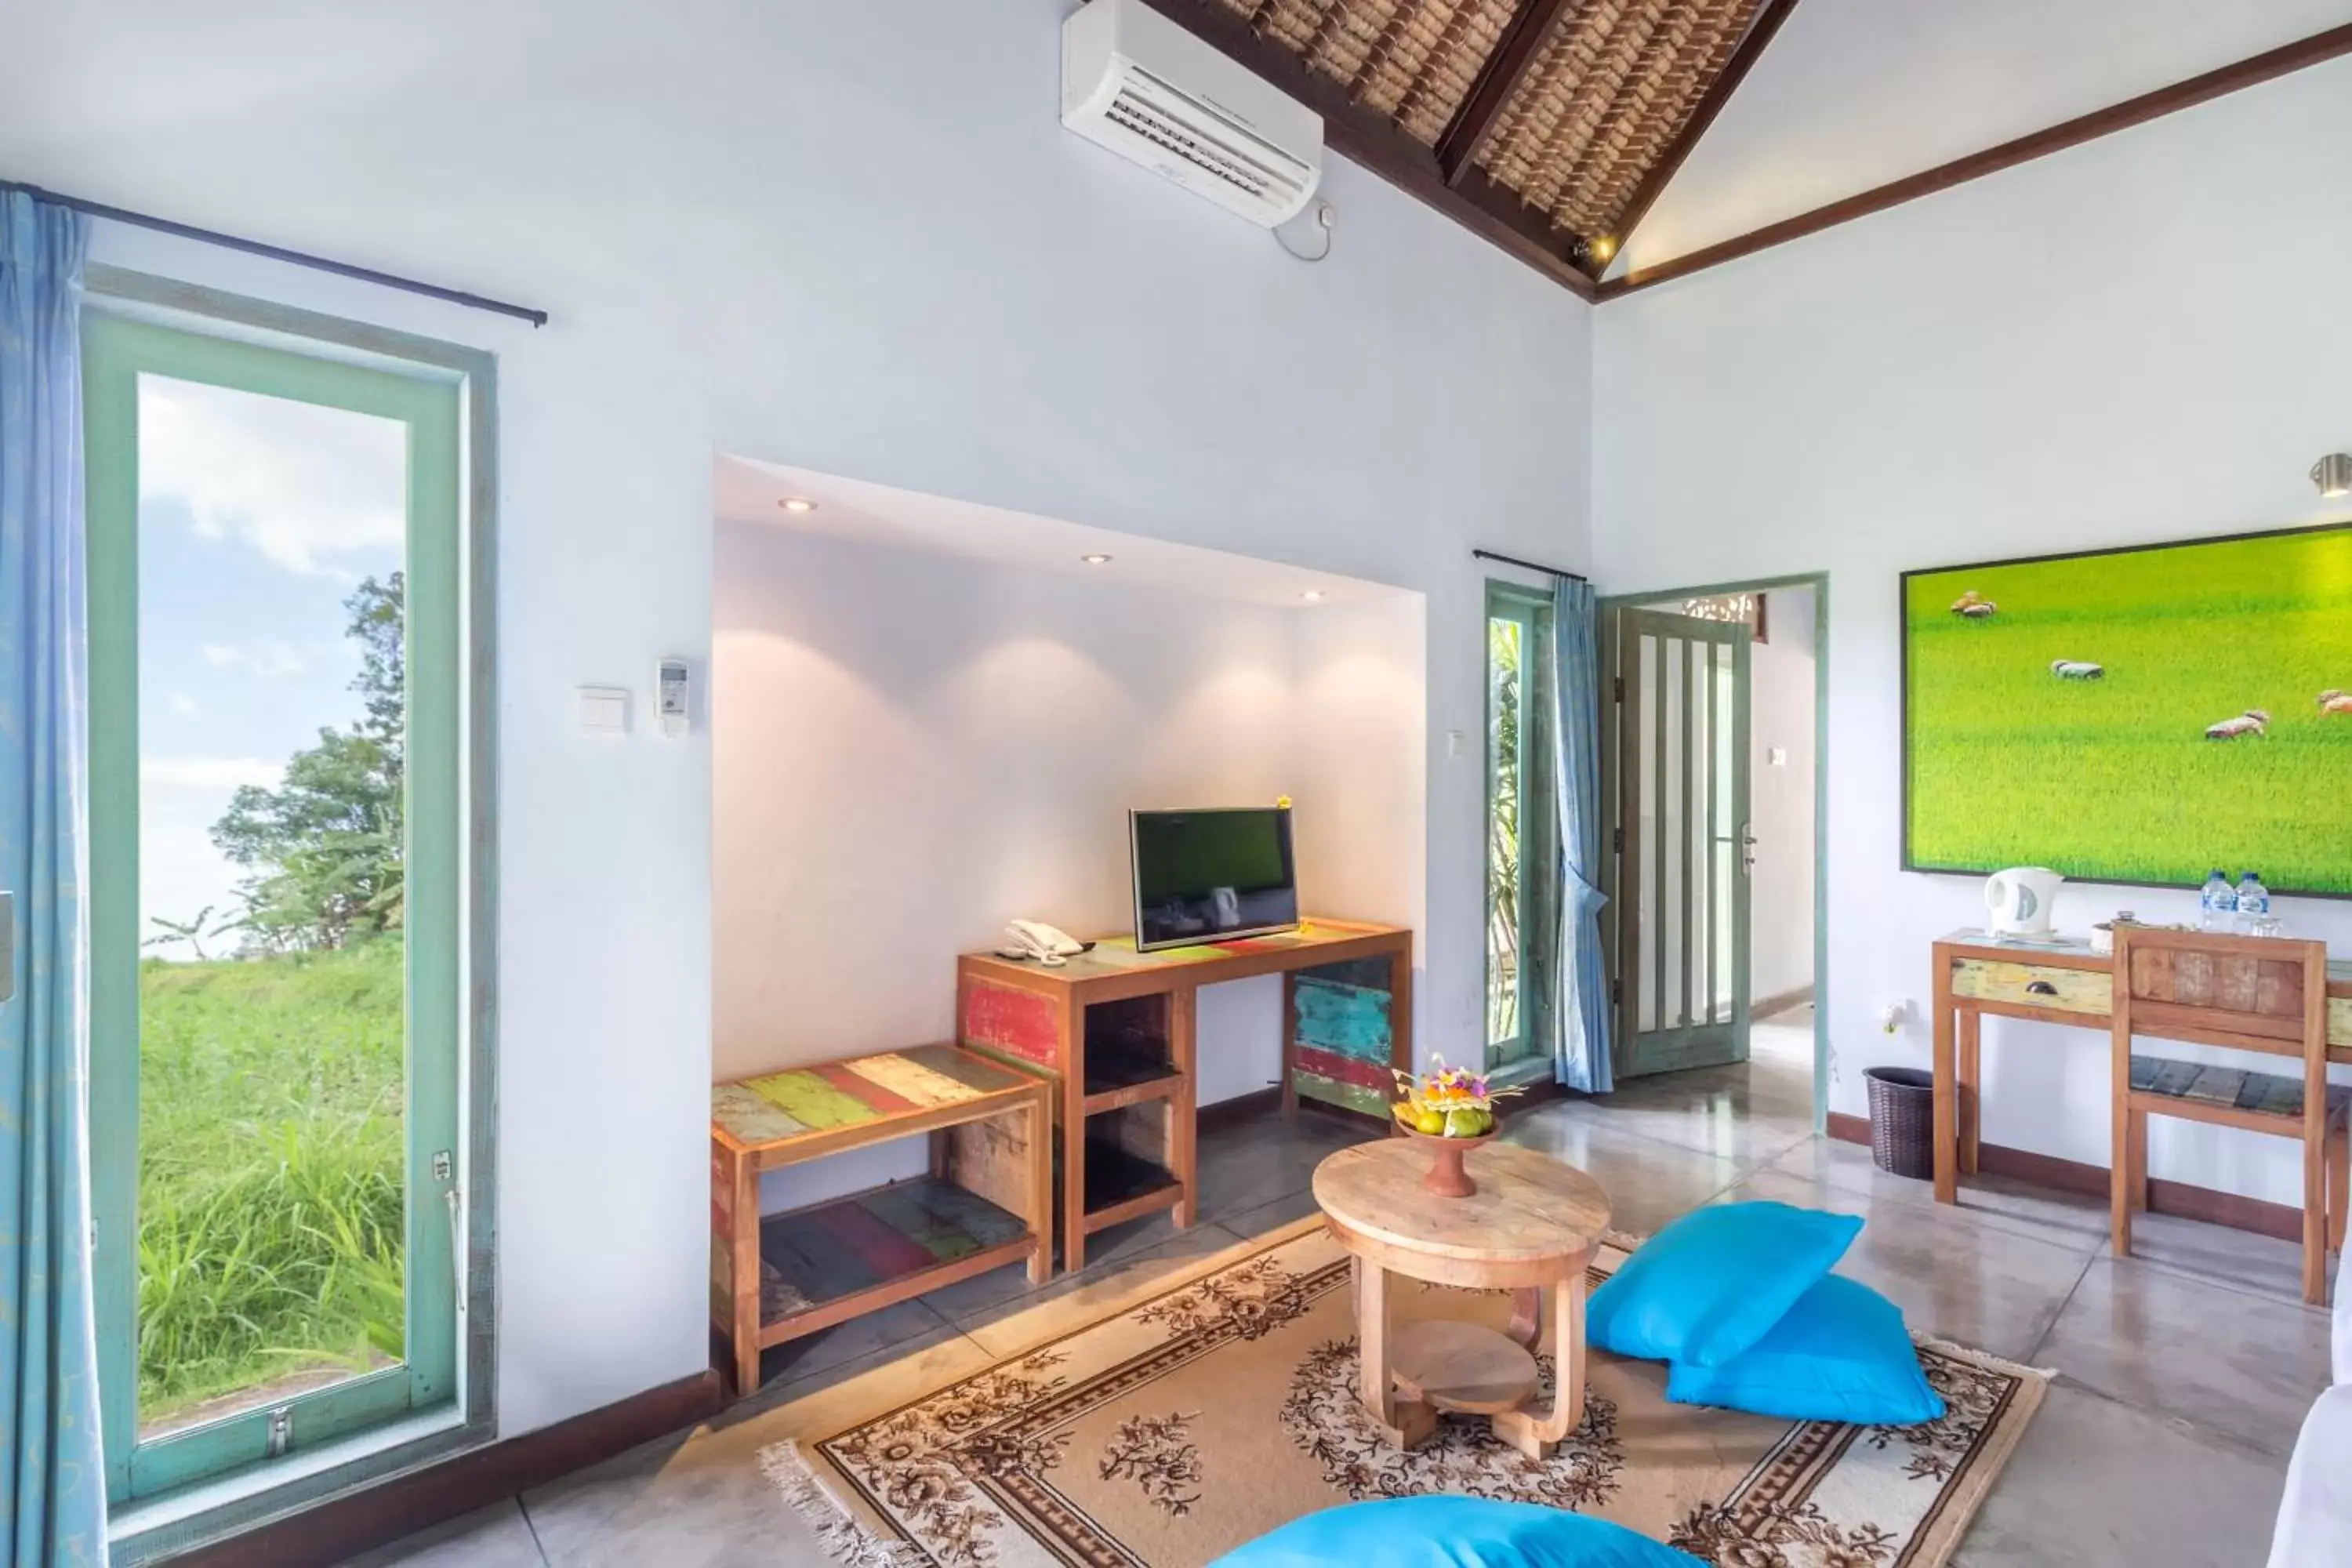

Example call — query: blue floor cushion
[1211,1497,1705,1568]
[1667,1273,1946,1425]
[1586,1200,1864,1367]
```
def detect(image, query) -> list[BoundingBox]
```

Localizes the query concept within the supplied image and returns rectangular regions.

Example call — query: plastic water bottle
[2199,869,2236,932]
[2234,870,2270,935]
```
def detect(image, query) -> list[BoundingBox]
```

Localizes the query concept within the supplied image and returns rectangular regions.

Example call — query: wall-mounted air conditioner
[1061,0,1323,227]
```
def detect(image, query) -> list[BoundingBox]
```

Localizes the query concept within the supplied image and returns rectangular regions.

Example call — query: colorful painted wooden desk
[956,919,1413,1272]
[1930,930,2352,1207]
[710,1044,1051,1396]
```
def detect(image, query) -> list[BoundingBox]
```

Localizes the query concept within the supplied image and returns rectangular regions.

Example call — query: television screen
[1131,808,1298,950]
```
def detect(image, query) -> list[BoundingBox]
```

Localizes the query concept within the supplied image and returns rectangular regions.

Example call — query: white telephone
[1003,920,1086,967]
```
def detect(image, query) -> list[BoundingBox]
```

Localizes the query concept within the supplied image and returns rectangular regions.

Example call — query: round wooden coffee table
[1312,1137,1610,1460]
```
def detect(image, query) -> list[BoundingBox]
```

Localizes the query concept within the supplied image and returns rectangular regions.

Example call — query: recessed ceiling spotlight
[779,497,818,514]
[1300,589,1325,602]
[1080,553,1113,565]
[1589,234,1617,263]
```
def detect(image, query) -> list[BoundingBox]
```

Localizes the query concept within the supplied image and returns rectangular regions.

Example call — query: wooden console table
[710,1045,1051,1396]
[1930,930,2352,1206]
[956,919,1412,1272]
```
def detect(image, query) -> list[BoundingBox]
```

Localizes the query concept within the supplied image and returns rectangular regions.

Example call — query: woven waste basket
[1863,1065,1936,1179]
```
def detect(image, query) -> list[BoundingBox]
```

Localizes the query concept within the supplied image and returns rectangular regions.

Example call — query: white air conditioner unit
[1061,0,1323,227]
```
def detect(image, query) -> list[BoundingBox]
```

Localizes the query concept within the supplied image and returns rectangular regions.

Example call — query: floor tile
[1766,1134,2111,1255]
[520,1427,821,1568]
[343,1499,544,1567]
[1192,1114,1368,1224]
[2107,1205,2320,1304]
[1500,1109,1747,1236]
[1720,1165,2095,1362]
[745,1294,958,1398]
[2033,1254,2332,1457]
[1569,1074,1817,1170]
[943,1220,1254,1356]
[1951,1382,2287,1567]
[1220,1183,1326,1238]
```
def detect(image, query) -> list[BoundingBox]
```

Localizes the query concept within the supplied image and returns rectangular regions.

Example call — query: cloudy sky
[136,372,405,960]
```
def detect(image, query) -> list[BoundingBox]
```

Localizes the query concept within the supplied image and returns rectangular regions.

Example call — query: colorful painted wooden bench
[710,1044,1051,1397]
[956,919,1413,1272]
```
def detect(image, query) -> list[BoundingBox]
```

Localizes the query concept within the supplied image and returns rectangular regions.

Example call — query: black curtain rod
[1472,548,1588,584]
[3,179,548,328]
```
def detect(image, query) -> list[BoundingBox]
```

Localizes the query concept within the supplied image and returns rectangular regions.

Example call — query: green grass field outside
[1905,525,2352,895]
[137,939,406,1425]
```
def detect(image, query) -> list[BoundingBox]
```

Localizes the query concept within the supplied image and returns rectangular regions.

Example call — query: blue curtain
[1,191,110,1566]
[1548,578,1612,1093]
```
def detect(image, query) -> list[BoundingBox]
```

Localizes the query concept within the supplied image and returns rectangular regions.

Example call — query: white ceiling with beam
[1606,0,2352,281]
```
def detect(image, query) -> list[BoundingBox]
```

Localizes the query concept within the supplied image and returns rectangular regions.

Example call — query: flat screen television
[1130,807,1299,951]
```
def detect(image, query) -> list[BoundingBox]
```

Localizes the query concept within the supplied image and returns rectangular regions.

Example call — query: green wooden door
[1603,608,1751,1080]
[82,311,463,1501]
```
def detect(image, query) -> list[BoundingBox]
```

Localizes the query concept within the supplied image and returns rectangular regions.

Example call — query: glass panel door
[1604,608,1750,1080]
[84,312,463,1501]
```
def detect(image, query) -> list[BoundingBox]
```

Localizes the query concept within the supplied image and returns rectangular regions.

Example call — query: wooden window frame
[81,269,497,1557]
[1484,581,1556,1074]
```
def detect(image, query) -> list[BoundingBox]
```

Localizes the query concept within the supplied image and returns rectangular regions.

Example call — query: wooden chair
[2111,927,2350,1305]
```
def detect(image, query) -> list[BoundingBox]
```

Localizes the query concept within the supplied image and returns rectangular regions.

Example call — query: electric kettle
[1984,867,2064,938]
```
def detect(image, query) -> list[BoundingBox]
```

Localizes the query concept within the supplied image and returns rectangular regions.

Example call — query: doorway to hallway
[1599,579,1824,1129]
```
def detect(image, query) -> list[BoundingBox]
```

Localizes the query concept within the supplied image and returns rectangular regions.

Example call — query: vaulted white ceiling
[1606,0,2352,281]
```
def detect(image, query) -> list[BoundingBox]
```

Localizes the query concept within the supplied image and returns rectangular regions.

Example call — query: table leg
[1171,986,1197,1229]
[1958,1007,1981,1177]
[1025,1091,1054,1285]
[1280,971,1300,1120]
[1061,996,1087,1272]
[723,1145,760,1399]
[1352,1257,1434,1448]
[1933,954,1958,1205]
[1506,1288,1540,1348]
[1494,1261,1588,1461]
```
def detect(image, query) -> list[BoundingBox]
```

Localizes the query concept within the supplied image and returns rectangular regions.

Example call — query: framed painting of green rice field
[1903,521,2352,897]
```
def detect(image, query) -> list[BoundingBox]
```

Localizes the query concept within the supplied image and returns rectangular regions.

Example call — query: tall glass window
[84,310,468,1501]
[1485,583,1555,1072]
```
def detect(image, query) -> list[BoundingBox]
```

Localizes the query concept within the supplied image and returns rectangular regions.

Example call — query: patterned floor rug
[766,1219,2047,1568]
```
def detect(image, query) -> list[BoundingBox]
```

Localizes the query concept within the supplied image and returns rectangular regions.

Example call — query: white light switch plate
[578,684,629,734]
[1768,746,1788,766]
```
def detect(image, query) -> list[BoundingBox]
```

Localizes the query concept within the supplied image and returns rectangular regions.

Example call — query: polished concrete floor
[353,1009,2328,1566]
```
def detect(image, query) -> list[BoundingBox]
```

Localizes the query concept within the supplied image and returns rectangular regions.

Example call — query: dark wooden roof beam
[1129,0,1596,299]
[1436,0,1579,190]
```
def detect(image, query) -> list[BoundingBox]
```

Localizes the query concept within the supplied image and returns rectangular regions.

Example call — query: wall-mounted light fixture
[2314,453,2352,499]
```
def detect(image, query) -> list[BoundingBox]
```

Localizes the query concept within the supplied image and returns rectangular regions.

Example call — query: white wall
[713,524,1423,1211]
[12,0,1592,1434]
[1750,588,1817,1007]
[1594,60,2352,1207]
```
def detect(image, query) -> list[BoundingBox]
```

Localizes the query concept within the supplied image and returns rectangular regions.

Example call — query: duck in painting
[1951,590,1997,619]
[2050,660,2104,680]
[2205,709,2270,740]
[2320,689,2352,716]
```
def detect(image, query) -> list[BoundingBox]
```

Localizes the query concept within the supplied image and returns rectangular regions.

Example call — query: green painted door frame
[82,311,463,1502]
[1484,581,1557,1076]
